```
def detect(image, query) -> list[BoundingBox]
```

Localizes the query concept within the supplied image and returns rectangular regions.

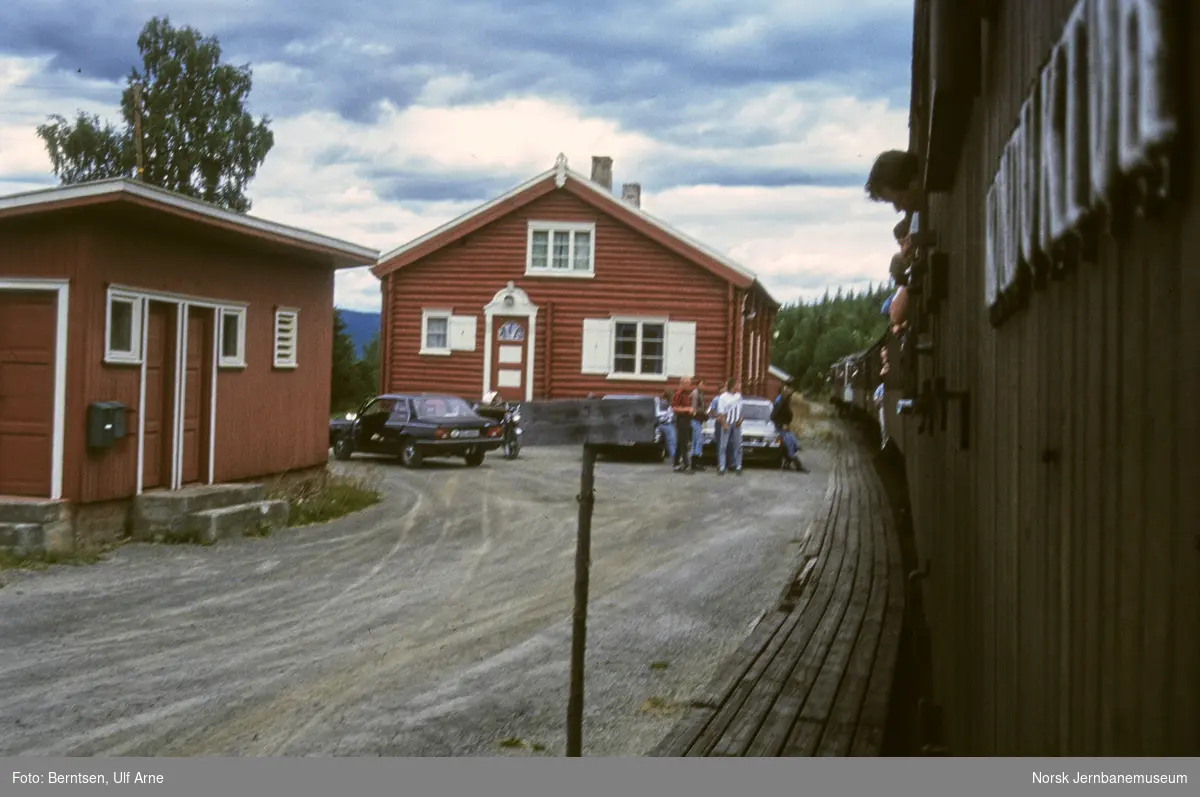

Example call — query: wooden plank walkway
[649,432,905,756]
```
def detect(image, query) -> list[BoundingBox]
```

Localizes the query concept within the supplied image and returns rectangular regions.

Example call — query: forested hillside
[771,284,892,391]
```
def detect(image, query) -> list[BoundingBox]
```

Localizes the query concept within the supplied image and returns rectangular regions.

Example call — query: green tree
[36,16,274,213]
[771,282,892,392]
[331,310,363,414]
[354,332,380,400]
[331,312,380,414]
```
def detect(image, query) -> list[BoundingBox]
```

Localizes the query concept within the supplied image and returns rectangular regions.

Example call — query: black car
[329,394,504,468]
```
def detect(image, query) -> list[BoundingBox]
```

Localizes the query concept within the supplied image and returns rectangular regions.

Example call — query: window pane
[641,323,665,374]
[221,312,240,359]
[552,231,570,269]
[109,299,133,353]
[613,322,637,373]
[426,317,449,349]
[531,231,549,268]
[572,232,591,270]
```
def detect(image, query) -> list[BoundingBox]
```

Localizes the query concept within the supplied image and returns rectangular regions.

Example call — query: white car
[700,397,784,465]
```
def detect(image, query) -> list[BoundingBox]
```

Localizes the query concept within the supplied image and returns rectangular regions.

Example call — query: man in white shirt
[715,379,744,476]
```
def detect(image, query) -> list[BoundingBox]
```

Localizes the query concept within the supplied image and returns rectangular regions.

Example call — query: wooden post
[132,82,145,181]
[514,397,657,758]
[566,443,597,757]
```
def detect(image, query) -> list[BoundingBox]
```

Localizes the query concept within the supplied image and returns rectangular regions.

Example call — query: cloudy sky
[0,0,912,312]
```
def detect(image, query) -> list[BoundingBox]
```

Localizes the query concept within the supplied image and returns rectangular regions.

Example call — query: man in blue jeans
[715,379,744,475]
[707,391,723,463]
[657,391,677,463]
[690,379,707,471]
[771,384,809,472]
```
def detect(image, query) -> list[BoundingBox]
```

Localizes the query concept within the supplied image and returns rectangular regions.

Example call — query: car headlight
[512,413,521,424]
[345,412,357,421]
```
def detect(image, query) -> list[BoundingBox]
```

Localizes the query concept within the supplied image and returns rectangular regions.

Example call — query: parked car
[330,393,504,468]
[700,396,784,466]
[596,394,669,461]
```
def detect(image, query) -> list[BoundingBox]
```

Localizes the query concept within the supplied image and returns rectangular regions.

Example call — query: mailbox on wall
[87,401,127,450]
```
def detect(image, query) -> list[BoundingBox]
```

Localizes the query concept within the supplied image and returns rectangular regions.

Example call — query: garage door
[0,290,57,497]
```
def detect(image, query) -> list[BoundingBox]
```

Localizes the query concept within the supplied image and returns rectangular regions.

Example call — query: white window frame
[217,306,247,368]
[273,307,299,369]
[525,220,596,278]
[421,309,453,356]
[104,287,145,364]
[608,316,669,381]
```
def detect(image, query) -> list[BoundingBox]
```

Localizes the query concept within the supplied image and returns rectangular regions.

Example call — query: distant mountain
[336,309,381,356]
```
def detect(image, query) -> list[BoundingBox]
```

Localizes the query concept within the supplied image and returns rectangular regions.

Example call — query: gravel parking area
[0,441,832,757]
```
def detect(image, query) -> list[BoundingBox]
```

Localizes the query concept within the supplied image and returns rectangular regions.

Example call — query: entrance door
[0,290,56,497]
[490,316,528,402]
[179,306,213,486]
[141,301,176,490]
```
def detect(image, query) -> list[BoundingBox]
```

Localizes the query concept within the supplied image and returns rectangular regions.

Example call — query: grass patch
[266,468,382,528]
[0,548,109,571]
[497,737,524,749]
[649,661,670,671]
[530,743,546,753]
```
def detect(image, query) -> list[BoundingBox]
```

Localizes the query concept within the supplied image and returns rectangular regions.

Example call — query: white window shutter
[580,318,612,374]
[665,321,696,378]
[449,315,477,351]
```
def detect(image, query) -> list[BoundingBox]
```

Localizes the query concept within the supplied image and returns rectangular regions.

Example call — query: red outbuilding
[0,178,376,547]
[372,155,780,404]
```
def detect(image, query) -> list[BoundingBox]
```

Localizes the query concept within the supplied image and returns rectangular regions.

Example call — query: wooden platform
[650,433,905,756]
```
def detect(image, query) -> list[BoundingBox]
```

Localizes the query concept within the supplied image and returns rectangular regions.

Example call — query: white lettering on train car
[1088,0,1120,203]
[1000,140,1018,293]
[1117,0,1176,174]
[983,0,1178,318]
[1063,3,1091,232]
[984,182,999,310]
[1019,93,1041,271]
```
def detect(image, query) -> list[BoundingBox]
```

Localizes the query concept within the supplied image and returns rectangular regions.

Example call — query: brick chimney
[621,183,641,208]
[590,156,613,191]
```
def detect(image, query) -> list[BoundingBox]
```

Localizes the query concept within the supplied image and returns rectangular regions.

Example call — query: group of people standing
[654,377,808,475]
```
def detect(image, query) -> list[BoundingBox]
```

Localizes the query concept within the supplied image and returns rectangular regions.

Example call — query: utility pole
[132,82,145,181]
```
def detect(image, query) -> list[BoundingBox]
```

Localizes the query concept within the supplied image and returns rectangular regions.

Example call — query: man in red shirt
[671,376,695,473]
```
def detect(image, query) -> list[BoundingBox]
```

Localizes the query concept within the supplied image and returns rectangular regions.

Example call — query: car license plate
[455,429,480,438]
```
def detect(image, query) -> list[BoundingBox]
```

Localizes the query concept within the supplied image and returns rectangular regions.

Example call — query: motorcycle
[474,397,522,459]
[501,402,522,459]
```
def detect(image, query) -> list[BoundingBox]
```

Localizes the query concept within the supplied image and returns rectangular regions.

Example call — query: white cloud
[0,54,910,313]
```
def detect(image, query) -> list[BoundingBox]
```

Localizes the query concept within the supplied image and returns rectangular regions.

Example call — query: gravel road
[0,442,832,757]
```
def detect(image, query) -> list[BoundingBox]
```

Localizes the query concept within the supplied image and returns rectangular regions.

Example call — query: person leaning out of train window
[893,214,916,262]
[887,252,910,333]
[866,149,923,216]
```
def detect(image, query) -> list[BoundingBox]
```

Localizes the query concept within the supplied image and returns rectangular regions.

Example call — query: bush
[267,468,382,527]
